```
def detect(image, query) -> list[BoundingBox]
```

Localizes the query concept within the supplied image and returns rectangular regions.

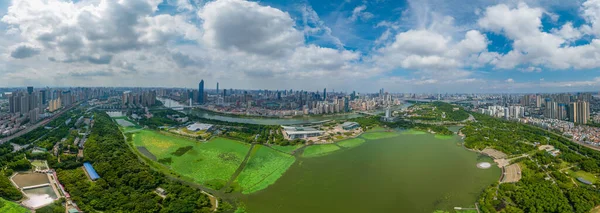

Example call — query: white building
[281,126,324,140]
[186,123,213,132]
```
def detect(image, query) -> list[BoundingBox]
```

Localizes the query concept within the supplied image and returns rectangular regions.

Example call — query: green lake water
[241,132,500,213]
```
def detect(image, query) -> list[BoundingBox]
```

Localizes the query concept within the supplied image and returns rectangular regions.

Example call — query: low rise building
[341,122,360,130]
[282,126,324,139]
[186,123,213,132]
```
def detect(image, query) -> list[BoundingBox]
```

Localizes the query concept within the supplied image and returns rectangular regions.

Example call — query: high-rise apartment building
[569,101,590,124]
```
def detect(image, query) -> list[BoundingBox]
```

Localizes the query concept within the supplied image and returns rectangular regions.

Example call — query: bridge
[22,183,50,190]
[357,111,378,116]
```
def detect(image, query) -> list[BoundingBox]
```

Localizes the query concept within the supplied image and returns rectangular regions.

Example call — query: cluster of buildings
[0,87,93,136]
[121,90,157,108]
[478,105,526,120]
[160,80,402,117]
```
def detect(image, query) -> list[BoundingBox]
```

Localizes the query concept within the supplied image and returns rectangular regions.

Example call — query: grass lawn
[0,198,29,213]
[361,131,399,140]
[568,170,598,184]
[302,144,341,158]
[337,138,366,148]
[235,145,296,194]
[270,144,303,154]
[132,130,250,186]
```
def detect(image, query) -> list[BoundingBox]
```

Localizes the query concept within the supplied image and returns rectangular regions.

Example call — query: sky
[0,0,600,93]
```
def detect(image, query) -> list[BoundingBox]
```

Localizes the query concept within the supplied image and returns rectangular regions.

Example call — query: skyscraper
[198,80,204,104]
[216,82,219,94]
[323,88,327,101]
[27,86,33,94]
[569,101,590,124]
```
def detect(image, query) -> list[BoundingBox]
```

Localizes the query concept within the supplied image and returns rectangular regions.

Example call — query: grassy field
[132,130,250,186]
[302,144,341,158]
[270,144,303,154]
[337,138,366,148]
[361,131,399,140]
[0,198,28,213]
[568,170,598,184]
[235,145,296,194]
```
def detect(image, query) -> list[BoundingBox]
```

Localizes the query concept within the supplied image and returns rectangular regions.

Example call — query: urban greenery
[302,144,341,158]
[57,112,213,212]
[235,145,296,194]
[465,113,600,213]
[0,197,28,213]
[337,138,366,148]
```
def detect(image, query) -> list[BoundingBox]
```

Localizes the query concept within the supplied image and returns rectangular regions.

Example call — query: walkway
[222,143,256,193]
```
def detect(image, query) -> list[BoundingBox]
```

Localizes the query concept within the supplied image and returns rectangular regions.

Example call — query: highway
[0,103,78,144]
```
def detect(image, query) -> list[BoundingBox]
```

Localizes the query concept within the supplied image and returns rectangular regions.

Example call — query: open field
[270,144,303,154]
[31,160,48,170]
[501,164,521,183]
[0,198,29,213]
[132,130,250,186]
[337,138,366,148]
[235,145,296,194]
[361,131,399,140]
[568,170,598,184]
[302,144,341,158]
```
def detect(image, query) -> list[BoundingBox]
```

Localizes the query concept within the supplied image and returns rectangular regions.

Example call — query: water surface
[242,132,500,213]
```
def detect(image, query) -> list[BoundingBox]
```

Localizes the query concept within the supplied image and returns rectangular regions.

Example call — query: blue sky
[0,0,600,93]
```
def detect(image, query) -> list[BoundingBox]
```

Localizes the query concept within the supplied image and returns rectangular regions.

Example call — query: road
[0,103,77,144]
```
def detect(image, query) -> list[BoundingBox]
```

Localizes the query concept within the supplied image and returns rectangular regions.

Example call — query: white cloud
[199,0,303,56]
[350,5,373,22]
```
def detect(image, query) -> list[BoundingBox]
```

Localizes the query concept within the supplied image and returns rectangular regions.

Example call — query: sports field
[235,145,296,194]
[0,198,29,213]
[132,130,250,185]
[302,144,341,158]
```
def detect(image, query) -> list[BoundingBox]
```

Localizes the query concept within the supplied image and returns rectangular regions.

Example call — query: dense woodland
[57,112,215,213]
[464,113,600,213]
[407,101,470,122]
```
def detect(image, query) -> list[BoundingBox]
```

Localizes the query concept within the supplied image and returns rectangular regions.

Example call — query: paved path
[222,143,256,193]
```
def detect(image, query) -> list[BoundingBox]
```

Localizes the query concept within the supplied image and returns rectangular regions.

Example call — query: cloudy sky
[1,0,600,93]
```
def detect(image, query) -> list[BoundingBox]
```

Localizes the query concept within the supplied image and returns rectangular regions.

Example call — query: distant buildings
[198,80,205,105]
[569,101,590,124]
[121,90,156,108]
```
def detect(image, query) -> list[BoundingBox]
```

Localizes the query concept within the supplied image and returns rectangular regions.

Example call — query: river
[241,132,500,213]
[158,98,408,125]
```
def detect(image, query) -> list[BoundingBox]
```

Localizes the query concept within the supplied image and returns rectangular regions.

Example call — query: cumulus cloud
[199,0,303,56]
[10,44,40,59]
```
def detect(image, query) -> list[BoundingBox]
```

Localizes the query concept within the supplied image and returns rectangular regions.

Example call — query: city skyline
[1,0,600,92]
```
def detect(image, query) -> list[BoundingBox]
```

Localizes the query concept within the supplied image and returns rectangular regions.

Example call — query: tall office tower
[323,88,326,101]
[216,82,219,94]
[27,86,33,94]
[198,80,204,104]
[40,89,47,104]
[344,97,349,112]
[536,95,542,108]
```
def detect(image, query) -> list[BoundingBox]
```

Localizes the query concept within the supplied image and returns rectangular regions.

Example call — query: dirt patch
[482,148,507,159]
[501,164,521,183]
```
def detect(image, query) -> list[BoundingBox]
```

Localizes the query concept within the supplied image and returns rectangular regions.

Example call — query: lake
[241,131,500,213]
